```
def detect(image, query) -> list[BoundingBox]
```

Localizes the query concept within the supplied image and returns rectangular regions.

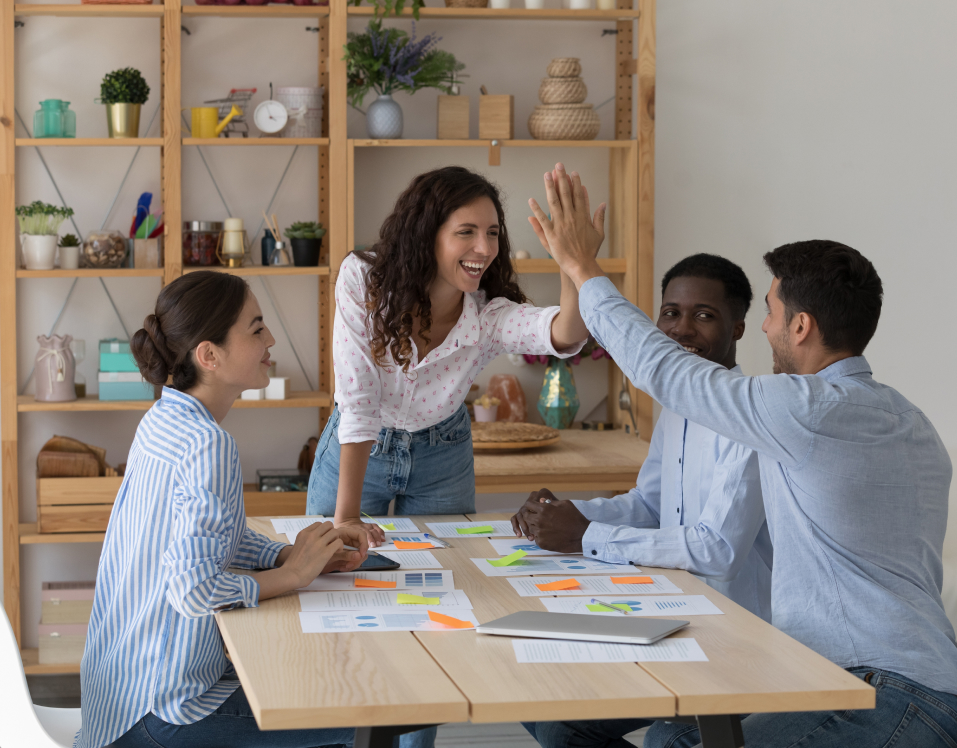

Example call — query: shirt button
[677,508,680,513]
[678,458,682,464]
[591,550,597,555]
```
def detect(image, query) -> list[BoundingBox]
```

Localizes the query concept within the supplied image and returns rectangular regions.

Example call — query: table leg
[354,724,440,748]
[669,714,744,748]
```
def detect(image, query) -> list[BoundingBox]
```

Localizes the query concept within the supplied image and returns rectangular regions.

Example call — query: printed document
[377,550,443,569]
[425,521,515,537]
[541,595,723,617]
[299,570,454,592]
[488,538,578,556]
[300,610,478,633]
[471,556,633,577]
[299,588,473,611]
[508,575,683,597]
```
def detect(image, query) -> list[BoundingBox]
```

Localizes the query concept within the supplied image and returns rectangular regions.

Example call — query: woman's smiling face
[432,197,501,296]
[210,291,276,391]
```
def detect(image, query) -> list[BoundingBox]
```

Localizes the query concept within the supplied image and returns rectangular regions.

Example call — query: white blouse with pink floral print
[333,252,585,444]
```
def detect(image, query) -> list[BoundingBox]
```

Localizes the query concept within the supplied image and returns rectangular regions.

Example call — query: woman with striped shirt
[77,271,366,748]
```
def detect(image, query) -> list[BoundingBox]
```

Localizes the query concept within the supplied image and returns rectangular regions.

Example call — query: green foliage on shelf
[285,221,327,240]
[350,0,425,20]
[345,20,466,109]
[16,201,74,235]
[58,233,81,247]
[100,67,150,105]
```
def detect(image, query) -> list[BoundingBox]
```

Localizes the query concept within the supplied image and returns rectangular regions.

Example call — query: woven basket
[546,58,582,78]
[445,0,488,6]
[539,77,587,104]
[528,103,600,140]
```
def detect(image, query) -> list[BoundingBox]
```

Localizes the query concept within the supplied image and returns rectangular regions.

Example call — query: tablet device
[476,611,688,645]
[357,552,400,571]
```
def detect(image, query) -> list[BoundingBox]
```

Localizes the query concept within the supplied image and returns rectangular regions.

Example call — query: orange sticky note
[427,610,474,629]
[536,578,581,592]
[354,579,396,589]
[393,541,434,550]
[611,576,653,585]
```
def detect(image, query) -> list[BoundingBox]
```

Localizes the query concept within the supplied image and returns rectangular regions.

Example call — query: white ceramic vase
[490,0,510,7]
[525,0,544,8]
[569,0,591,8]
[22,234,58,270]
[59,245,80,269]
[366,94,404,139]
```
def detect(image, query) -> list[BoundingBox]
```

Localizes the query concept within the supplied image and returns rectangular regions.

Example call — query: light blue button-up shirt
[573,372,773,622]
[580,276,957,695]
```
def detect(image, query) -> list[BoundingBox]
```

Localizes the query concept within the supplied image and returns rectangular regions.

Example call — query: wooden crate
[36,477,122,534]
[478,94,514,140]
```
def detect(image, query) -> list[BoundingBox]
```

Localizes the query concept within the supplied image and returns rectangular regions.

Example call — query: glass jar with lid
[182,221,222,266]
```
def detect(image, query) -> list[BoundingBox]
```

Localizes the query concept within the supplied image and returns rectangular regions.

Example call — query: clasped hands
[510,488,591,554]
[275,520,369,588]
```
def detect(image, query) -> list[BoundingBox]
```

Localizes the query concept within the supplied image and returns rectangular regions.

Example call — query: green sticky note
[377,523,396,531]
[397,593,440,605]
[487,550,529,567]
[587,603,630,613]
[457,525,494,535]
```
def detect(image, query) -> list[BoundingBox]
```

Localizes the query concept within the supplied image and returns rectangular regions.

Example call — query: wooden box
[133,237,164,269]
[479,94,514,140]
[437,95,470,139]
[38,623,87,665]
[41,581,95,625]
[36,477,122,534]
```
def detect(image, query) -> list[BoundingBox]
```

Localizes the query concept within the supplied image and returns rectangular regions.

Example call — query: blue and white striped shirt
[76,387,287,748]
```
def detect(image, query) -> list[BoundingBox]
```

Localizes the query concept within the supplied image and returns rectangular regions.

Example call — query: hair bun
[130,314,173,386]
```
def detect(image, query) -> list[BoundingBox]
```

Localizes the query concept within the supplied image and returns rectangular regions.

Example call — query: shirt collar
[414,293,480,368]
[160,386,217,423]
[815,355,872,382]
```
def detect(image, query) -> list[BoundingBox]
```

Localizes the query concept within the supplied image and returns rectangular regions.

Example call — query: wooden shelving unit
[1,0,655,672]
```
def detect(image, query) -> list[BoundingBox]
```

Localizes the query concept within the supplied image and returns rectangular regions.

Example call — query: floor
[27,675,648,746]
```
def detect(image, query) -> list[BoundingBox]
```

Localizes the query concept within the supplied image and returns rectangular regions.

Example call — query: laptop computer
[476,611,689,645]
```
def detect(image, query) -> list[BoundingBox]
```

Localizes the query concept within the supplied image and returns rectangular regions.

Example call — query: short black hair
[763,240,883,356]
[661,253,754,320]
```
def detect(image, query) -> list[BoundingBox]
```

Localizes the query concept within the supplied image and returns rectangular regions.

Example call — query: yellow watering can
[186,105,242,138]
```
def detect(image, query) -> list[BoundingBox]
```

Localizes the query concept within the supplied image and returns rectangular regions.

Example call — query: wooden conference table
[217,513,874,748]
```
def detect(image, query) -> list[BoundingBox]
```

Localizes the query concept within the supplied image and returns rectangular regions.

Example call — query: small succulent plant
[284,221,326,240]
[58,233,81,247]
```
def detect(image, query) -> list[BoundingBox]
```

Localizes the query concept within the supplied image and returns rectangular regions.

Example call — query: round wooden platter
[471,421,561,451]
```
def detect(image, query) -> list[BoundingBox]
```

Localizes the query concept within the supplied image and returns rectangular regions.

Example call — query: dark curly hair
[355,166,526,373]
[661,253,754,320]
[130,271,249,390]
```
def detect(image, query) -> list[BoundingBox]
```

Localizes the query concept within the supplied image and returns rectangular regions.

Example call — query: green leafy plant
[58,233,81,247]
[349,0,424,20]
[100,67,150,106]
[16,201,74,235]
[345,21,466,109]
[285,221,327,240]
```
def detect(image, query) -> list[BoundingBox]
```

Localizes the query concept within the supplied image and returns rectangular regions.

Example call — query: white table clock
[254,99,288,135]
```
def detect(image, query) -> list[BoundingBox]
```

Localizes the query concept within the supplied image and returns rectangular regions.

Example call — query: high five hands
[528,163,608,290]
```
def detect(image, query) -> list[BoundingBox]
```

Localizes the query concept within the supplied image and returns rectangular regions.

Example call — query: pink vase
[35,334,77,402]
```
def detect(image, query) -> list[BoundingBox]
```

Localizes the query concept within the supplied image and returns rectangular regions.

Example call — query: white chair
[0,606,82,747]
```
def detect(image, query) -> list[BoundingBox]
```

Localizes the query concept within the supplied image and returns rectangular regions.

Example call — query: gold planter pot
[105,103,141,138]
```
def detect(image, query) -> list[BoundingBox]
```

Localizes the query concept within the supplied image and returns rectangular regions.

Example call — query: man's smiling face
[657,275,744,370]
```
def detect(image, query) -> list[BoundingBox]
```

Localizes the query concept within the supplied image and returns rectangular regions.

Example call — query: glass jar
[183,221,222,266]
[82,231,128,268]
[34,99,63,138]
[59,101,76,139]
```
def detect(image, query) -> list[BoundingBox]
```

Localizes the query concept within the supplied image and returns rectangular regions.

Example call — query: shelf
[17,268,164,278]
[17,391,331,412]
[16,138,164,147]
[351,138,634,148]
[347,6,639,20]
[20,523,104,545]
[181,265,330,276]
[15,3,164,17]
[21,647,82,675]
[515,257,627,274]
[183,137,329,146]
[183,4,330,16]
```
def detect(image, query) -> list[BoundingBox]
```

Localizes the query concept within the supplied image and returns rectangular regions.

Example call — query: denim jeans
[306,404,476,518]
[526,668,957,748]
[110,687,354,748]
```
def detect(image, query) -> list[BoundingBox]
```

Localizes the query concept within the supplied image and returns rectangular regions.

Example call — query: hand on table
[322,523,370,574]
[279,520,344,588]
[528,163,607,290]
[336,516,386,548]
[511,488,591,554]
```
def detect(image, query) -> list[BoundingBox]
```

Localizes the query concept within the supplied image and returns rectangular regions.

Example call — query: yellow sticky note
[536,578,581,592]
[378,523,396,531]
[487,550,528,567]
[393,541,434,550]
[457,525,494,534]
[611,576,653,585]
[428,610,473,629]
[397,593,440,605]
[586,603,630,613]
[355,578,396,589]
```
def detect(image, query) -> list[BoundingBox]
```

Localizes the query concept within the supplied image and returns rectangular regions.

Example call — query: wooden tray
[471,422,561,451]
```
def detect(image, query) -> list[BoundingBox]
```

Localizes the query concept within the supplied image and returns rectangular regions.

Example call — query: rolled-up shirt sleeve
[479,298,587,360]
[232,528,286,570]
[334,256,383,444]
[163,430,262,618]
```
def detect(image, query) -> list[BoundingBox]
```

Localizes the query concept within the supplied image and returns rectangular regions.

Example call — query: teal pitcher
[537,358,580,429]
[34,99,63,138]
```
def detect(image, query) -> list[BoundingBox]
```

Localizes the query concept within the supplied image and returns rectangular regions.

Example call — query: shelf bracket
[488,139,501,167]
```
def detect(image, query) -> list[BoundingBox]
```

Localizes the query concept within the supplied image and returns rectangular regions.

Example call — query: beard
[770,325,797,375]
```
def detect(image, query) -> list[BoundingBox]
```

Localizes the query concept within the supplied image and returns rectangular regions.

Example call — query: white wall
[4,0,957,643]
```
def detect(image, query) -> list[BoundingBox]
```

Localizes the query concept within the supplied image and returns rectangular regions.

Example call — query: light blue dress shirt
[579,276,957,696]
[77,388,288,748]
[573,371,773,622]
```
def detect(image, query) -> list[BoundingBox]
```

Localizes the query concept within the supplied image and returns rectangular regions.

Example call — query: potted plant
[284,221,326,266]
[345,21,465,139]
[16,201,74,270]
[58,233,81,270]
[99,67,150,138]
[348,0,424,18]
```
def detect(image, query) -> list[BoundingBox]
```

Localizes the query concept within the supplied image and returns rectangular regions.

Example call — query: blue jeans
[306,404,476,517]
[110,686,354,747]
[526,668,957,748]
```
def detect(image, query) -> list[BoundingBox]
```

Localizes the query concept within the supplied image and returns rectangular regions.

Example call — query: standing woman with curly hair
[77,271,367,748]
[307,164,604,551]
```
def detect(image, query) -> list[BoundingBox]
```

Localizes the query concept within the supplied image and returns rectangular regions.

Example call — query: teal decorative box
[98,339,138,372]
[97,371,155,401]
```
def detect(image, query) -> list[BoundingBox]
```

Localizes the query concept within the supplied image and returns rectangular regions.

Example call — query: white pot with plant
[17,201,75,270]
[58,233,81,269]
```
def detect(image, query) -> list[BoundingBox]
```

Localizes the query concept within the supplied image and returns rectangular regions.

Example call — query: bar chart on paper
[425,521,516,537]
[508,576,683,597]
[541,595,723,617]
[471,556,630,577]
[299,610,479,633]
[299,588,473,611]
[299,571,454,592]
